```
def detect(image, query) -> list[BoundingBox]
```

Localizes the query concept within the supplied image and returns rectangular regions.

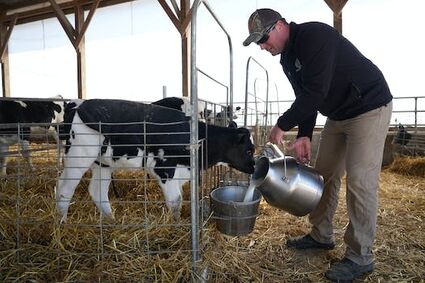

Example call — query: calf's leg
[56,137,102,223]
[88,164,114,221]
[20,140,35,171]
[0,144,9,177]
[159,181,183,220]
[156,165,190,220]
[52,129,64,166]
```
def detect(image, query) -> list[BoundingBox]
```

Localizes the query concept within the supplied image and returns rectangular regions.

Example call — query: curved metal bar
[190,0,234,273]
[272,81,280,116]
[253,78,260,125]
[196,67,229,90]
[244,56,269,127]
[200,1,234,119]
[196,67,229,106]
[254,78,280,123]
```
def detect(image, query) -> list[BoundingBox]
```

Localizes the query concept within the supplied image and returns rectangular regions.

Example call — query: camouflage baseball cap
[243,8,282,46]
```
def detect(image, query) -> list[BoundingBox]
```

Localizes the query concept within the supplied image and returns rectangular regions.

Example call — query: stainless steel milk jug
[253,143,324,216]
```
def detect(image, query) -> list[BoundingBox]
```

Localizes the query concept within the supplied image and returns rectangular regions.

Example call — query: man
[243,8,392,282]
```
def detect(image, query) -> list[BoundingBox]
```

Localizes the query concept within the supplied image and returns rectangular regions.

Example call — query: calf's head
[224,128,255,174]
[393,123,412,146]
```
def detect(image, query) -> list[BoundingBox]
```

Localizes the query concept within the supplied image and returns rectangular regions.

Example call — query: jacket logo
[295,58,302,72]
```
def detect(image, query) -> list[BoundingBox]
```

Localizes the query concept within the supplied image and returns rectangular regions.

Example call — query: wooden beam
[75,0,100,48]
[158,0,181,34]
[2,0,49,11]
[158,0,190,97]
[2,0,130,27]
[0,14,17,61]
[46,0,98,52]
[180,7,192,35]
[324,0,348,15]
[48,0,77,49]
[170,0,180,19]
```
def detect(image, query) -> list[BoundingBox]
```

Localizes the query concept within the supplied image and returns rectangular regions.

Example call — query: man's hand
[288,137,311,164]
[269,125,286,145]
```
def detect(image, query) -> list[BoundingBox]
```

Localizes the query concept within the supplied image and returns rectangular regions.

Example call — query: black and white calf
[56,99,255,222]
[152,96,207,121]
[152,96,241,128]
[205,105,241,128]
[0,97,65,176]
[392,123,425,156]
[393,123,412,146]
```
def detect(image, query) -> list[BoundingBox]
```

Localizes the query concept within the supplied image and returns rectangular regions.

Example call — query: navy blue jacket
[277,22,392,139]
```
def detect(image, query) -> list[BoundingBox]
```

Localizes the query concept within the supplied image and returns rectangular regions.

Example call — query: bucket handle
[265,142,288,180]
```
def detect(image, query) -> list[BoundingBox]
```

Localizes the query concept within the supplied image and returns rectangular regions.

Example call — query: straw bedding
[1,146,424,282]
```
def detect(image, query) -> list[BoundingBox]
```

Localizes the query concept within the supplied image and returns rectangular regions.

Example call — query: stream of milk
[243,178,258,202]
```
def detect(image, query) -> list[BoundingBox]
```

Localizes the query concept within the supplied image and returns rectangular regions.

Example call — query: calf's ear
[227,121,237,128]
[53,103,62,113]
[237,133,248,144]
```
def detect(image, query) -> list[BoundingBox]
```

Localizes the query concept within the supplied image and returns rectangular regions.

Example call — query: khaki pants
[309,102,392,265]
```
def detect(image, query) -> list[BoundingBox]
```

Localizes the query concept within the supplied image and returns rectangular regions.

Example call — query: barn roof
[0,0,133,25]
[0,0,44,10]
[0,0,348,99]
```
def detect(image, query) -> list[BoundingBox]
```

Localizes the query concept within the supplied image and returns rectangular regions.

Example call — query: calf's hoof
[102,214,115,223]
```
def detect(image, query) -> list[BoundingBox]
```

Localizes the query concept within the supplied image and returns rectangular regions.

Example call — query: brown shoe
[286,234,335,250]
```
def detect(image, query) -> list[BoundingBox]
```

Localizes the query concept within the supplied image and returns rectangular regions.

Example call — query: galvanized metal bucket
[210,185,261,236]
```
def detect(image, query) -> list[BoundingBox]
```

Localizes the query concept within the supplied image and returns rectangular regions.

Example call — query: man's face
[258,21,288,56]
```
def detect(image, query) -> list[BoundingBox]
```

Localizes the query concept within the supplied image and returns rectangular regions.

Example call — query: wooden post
[158,0,191,98]
[75,5,86,99]
[48,0,99,99]
[180,0,190,98]
[334,10,343,34]
[324,0,348,34]
[0,37,10,97]
[0,13,16,97]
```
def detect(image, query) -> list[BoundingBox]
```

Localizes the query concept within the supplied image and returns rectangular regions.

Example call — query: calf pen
[0,114,226,281]
[0,96,423,282]
[1,127,424,282]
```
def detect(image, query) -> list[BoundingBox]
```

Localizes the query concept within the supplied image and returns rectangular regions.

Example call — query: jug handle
[265,142,288,180]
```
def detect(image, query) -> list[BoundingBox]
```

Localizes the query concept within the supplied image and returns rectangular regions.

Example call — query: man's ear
[276,20,283,31]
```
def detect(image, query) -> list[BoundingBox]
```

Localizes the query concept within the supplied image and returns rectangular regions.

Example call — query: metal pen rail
[190,1,233,278]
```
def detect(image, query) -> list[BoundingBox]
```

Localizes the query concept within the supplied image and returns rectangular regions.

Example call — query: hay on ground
[1,147,424,282]
[389,156,425,177]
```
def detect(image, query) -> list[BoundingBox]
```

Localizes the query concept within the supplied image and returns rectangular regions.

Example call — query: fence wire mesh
[1,115,237,281]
